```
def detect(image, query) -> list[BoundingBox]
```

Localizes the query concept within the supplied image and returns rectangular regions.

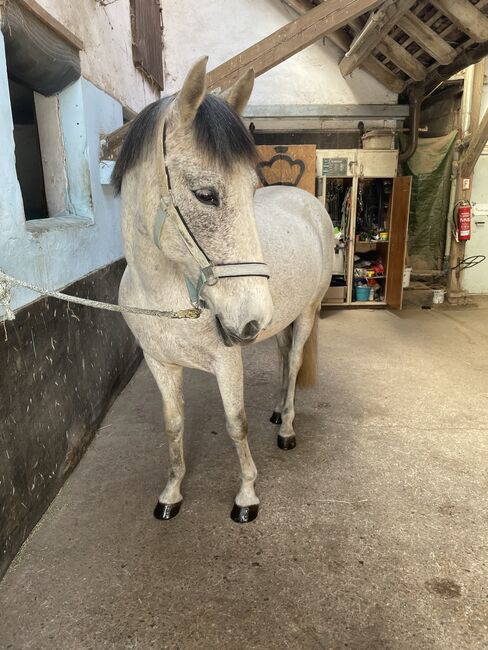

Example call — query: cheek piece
[153,121,270,309]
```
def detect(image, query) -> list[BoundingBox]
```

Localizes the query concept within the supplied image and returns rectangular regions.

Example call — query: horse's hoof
[277,434,296,450]
[153,500,182,520]
[230,502,259,524]
[270,411,282,425]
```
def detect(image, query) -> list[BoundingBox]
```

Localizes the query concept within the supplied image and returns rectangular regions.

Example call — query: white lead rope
[0,270,202,322]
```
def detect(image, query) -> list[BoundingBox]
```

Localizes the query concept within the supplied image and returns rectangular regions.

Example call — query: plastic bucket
[403,266,412,288]
[355,285,370,301]
[432,289,445,305]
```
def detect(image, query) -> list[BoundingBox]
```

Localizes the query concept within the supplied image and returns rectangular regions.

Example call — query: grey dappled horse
[113,57,334,523]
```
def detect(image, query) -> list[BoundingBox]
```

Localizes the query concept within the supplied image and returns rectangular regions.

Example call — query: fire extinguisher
[455,200,472,242]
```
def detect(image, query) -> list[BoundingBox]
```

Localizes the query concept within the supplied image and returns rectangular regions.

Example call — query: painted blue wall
[0,31,125,316]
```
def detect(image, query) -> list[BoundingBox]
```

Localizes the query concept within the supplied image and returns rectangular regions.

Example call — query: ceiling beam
[339,0,416,76]
[460,106,488,177]
[429,0,488,43]
[243,103,410,118]
[206,0,383,90]
[397,12,457,65]
[101,0,383,160]
[280,0,404,93]
[376,35,427,81]
[424,40,488,94]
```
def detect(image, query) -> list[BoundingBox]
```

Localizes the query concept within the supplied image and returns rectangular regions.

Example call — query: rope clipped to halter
[152,116,270,309]
[0,270,201,322]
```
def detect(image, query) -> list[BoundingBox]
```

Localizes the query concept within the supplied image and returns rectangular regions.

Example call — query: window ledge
[26,215,94,234]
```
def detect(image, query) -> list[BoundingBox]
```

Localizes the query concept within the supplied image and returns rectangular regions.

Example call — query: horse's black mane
[112,94,257,194]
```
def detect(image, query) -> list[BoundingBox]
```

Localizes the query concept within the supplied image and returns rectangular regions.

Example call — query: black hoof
[230,502,259,524]
[153,500,182,520]
[270,411,282,425]
[277,434,296,450]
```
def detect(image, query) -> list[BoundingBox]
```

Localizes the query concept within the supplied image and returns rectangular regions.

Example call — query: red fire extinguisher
[455,200,472,241]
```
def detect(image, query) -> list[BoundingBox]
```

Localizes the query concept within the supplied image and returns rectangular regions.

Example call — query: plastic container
[361,129,396,150]
[355,285,370,301]
[432,289,445,305]
[402,267,412,288]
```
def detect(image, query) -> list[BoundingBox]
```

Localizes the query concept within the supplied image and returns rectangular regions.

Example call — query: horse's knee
[165,413,183,437]
[226,408,248,441]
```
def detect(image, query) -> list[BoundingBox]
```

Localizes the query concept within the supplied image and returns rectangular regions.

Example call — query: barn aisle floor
[1,306,488,649]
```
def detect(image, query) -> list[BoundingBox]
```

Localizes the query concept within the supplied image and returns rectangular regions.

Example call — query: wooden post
[447,62,486,301]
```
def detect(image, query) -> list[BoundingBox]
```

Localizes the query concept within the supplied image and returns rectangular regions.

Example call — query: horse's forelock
[193,94,258,170]
[112,93,257,194]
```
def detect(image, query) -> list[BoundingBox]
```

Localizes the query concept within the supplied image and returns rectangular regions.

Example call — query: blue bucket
[355,285,370,301]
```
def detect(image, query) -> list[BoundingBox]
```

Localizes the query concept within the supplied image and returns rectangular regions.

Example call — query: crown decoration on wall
[256,146,305,188]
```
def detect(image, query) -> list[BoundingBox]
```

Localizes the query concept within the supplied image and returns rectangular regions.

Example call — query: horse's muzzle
[215,316,260,347]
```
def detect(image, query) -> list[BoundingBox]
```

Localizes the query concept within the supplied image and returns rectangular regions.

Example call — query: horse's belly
[254,187,333,339]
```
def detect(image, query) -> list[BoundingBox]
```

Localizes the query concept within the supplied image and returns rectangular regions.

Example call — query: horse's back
[255,186,334,337]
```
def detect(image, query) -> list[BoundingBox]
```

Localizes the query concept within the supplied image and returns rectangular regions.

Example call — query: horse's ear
[221,68,255,114]
[176,56,208,125]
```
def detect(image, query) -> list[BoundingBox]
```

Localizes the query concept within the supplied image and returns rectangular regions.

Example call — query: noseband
[153,120,270,309]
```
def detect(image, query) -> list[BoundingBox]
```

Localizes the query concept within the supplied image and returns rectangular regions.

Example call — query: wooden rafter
[397,12,456,65]
[101,0,383,160]
[429,0,488,44]
[281,0,404,92]
[376,35,427,81]
[205,0,383,90]
[339,0,416,76]
[460,107,488,177]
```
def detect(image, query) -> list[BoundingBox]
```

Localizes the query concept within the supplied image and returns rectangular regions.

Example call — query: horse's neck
[122,166,186,307]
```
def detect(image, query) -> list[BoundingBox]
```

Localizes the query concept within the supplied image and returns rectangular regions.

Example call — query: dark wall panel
[0,260,141,578]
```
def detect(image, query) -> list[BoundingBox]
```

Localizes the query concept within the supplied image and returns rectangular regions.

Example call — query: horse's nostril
[241,319,261,340]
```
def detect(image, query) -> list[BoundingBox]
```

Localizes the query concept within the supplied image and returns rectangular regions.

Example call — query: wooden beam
[429,0,488,43]
[460,106,488,177]
[397,11,457,65]
[101,0,383,159]
[470,60,486,135]
[376,35,427,81]
[339,0,416,77]
[206,0,383,90]
[280,0,405,93]
[13,0,83,50]
[330,29,405,92]
[280,0,312,15]
[424,40,488,94]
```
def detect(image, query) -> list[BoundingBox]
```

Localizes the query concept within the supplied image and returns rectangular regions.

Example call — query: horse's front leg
[144,354,185,520]
[215,353,259,524]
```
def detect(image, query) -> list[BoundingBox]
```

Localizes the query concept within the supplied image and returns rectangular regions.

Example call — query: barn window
[2,0,84,224]
[8,78,49,220]
[130,0,164,90]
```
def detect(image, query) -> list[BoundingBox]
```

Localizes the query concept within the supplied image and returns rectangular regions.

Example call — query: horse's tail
[297,311,319,389]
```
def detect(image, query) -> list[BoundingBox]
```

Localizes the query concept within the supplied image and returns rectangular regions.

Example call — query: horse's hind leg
[270,326,293,425]
[145,354,185,520]
[277,304,319,450]
[215,353,259,523]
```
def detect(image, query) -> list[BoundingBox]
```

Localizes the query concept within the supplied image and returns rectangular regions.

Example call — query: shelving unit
[316,149,411,310]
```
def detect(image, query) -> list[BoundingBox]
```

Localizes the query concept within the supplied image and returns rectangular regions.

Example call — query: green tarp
[401,130,457,270]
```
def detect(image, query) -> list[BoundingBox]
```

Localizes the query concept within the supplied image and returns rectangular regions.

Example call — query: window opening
[8,77,48,220]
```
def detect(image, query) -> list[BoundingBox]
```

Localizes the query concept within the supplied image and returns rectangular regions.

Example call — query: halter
[152,117,270,309]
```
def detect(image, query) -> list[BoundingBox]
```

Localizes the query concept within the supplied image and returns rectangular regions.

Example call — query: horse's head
[161,57,273,345]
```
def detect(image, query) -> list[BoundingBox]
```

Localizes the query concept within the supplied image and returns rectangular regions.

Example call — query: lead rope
[0,270,201,326]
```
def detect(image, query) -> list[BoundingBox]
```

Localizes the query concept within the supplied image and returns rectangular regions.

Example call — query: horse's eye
[193,188,219,206]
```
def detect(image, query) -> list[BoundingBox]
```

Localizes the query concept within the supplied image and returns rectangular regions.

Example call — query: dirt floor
[1,305,487,649]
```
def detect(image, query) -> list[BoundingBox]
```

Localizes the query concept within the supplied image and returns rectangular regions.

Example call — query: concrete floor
[1,306,488,649]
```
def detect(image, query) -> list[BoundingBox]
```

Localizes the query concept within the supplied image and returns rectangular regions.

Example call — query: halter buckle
[201,265,218,286]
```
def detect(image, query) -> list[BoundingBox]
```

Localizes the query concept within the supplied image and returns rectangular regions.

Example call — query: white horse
[114,57,333,523]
